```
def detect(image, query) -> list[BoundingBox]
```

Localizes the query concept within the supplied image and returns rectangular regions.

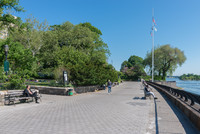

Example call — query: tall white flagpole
[152,8,154,82]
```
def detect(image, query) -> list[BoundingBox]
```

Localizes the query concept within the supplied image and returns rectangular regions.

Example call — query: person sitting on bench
[24,85,39,103]
[144,84,158,99]
[141,80,157,99]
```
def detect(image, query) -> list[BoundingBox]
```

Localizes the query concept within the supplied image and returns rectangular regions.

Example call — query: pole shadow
[133,96,159,134]
[154,99,159,134]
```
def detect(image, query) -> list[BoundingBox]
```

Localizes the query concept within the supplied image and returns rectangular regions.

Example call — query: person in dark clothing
[107,80,112,94]
[141,79,157,99]
[24,85,39,103]
[144,85,157,99]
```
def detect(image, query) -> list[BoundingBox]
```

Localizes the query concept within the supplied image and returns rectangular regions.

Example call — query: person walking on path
[107,80,112,94]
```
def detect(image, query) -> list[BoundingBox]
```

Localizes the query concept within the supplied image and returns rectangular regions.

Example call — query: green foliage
[0,0,24,30]
[53,46,117,85]
[6,39,36,75]
[117,71,122,83]
[9,16,48,57]
[0,2,117,87]
[140,75,151,81]
[0,66,6,81]
[53,66,67,83]
[128,55,144,67]
[8,73,25,89]
[144,44,186,80]
[38,21,116,86]
[0,39,32,67]
[38,30,59,69]
[0,38,36,89]
[36,70,54,79]
[0,0,23,12]
[121,55,146,81]
[79,22,102,35]
[180,73,200,80]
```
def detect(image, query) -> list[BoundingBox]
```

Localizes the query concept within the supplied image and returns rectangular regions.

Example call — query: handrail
[147,81,200,112]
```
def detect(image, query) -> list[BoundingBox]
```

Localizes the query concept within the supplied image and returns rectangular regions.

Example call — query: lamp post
[4,45,9,75]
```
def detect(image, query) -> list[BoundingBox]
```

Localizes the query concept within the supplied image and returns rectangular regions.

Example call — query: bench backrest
[5,90,24,97]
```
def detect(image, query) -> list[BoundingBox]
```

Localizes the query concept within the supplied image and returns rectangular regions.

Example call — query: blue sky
[14,0,200,76]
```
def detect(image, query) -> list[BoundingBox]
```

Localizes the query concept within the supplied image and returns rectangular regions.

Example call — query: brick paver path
[0,82,152,134]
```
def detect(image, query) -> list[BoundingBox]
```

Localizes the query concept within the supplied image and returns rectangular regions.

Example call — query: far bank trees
[144,44,186,80]
[180,74,200,80]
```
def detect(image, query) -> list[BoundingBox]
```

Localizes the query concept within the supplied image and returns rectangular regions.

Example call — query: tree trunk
[162,70,167,80]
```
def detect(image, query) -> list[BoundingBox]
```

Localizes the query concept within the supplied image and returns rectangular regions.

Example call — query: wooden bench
[144,88,152,99]
[4,89,41,105]
[142,83,152,99]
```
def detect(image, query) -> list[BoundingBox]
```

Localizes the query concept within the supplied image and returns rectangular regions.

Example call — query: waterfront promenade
[0,82,199,134]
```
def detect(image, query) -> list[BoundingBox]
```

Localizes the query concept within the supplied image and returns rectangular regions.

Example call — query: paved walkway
[0,82,199,134]
[149,84,200,134]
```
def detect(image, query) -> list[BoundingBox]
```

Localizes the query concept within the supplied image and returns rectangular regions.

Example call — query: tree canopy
[0,0,119,88]
[120,55,146,80]
[2,17,118,87]
[143,44,186,80]
[0,0,23,29]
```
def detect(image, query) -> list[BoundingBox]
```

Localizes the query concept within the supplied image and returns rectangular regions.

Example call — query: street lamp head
[5,45,9,52]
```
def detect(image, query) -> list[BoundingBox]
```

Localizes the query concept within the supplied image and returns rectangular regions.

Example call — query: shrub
[2,73,26,90]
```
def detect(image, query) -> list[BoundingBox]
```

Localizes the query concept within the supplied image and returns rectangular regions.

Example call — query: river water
[166,78,200,95]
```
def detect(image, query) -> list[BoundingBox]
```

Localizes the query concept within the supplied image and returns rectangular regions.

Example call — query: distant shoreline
[167,77,200,95]
[179,74,200,81]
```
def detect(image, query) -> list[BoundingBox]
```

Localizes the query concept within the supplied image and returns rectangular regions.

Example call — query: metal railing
[147,81,200,112]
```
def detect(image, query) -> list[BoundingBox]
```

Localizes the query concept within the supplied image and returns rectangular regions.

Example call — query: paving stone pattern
[1,82,198,134]
[0,82,151,134]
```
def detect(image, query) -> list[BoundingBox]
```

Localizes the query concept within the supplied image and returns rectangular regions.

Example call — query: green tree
[9,16,48,57]
[121,55,146,81]
[0,0,23,14]
[144,44,186,80]
[38,21,115,85]
[0,1,117,87]
[38,30,59,70]
[0,0,24,30]
[0,39,36,89]
[120,60,132,69]
[128,55,143,66]
[180,73,200,80]
[79,22,102,35]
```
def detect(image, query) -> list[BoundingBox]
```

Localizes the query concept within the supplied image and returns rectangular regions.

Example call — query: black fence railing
[147,81,200,112]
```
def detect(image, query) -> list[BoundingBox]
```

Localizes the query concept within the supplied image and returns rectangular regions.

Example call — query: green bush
[53,66,67,84]
[8,74,25,89]
[49,80,57,87]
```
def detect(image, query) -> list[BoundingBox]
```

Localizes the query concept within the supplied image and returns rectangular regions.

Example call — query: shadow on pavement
[132,97,146,100]
[133,96,159,134]
[154,99,159,134]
